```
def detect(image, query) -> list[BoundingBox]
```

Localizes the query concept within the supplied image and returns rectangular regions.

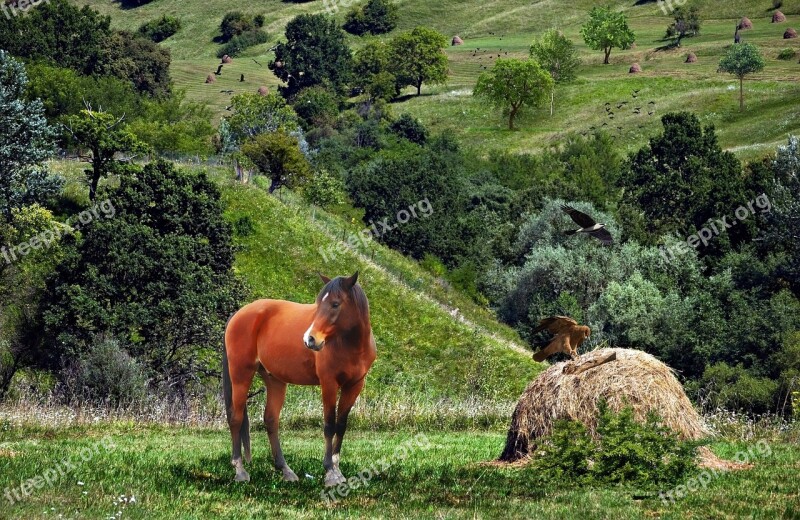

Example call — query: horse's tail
[223,317,251,462]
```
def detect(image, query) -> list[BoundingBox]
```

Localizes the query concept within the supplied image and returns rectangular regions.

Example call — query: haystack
[685,52,698,63]
[205,74,216,84]
[499,348,709,463]
[784,28,798,38]
[257,86,269,96]
[452,35,464,46]
[773,10,786,23]
[221,55,233,64]
[738,17,753,30]
[629,63,642,73]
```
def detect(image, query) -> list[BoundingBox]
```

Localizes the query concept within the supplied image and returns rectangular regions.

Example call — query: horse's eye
[331,302,340,309]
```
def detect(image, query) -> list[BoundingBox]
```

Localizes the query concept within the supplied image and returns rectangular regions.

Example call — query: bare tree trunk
[550,89,555,116]
[604,47,611,64]
[509,105,519,130]
[739,77,744,111]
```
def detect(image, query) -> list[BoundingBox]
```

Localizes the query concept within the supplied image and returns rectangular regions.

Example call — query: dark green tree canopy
[269,14,353,98]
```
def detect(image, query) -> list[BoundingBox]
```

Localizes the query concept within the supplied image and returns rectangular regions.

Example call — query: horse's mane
[322,277,370,323]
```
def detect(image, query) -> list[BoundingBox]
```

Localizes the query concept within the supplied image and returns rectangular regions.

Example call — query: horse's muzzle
[304,336,324,351]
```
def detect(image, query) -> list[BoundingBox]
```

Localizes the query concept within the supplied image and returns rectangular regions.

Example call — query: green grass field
[1,419,799,519]
[74,0,800,160]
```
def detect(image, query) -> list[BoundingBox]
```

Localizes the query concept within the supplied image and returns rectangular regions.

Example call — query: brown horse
[222,272,376,487]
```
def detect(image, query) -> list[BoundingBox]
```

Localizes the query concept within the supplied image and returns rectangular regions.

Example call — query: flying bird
[532,316,590,361]
[215,64,223,75]
[561,204,613,245]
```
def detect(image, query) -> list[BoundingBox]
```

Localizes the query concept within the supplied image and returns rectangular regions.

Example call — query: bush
[292,86,340,130]
[777,48,796,60]
[138,15,181,43]
[390,114,428,144]
[701,363,779,414]
[534,403,699,489]
[343,0,398,36]
[62,336,149,405]
[217,29,268,58]
[302,169,347,208]
[220,11,259,42]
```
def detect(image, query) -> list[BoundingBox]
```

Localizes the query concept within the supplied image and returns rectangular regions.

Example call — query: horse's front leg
[331,379,365,478]
[321,381,345,487]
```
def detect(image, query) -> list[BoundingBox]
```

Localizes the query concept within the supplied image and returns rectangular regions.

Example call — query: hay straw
[499,348,710,462]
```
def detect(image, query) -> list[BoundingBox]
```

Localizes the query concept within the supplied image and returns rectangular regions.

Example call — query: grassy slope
[75,0,800,160]
[0,423,798,519]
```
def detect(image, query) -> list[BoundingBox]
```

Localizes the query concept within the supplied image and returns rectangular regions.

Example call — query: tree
[580,7,635,65]
[100,31,172,98]
[269,14,352,98]
[241,132,313,193]
[41,161,245,388]
[719,43,765,111]
[292,86,340,130]
[353,40,398,101]
[218,92,299,150]
[666,6,701,46]
[474,58,554,130]
[530,29,580,116]
[389,27,449,96]
[138,15,182,43]
[0,52,60,224]
[220,11,260,42]
[64,109,148,201]
[344,0,399,36]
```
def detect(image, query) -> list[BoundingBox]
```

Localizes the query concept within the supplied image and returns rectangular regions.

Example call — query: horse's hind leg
[228,357,256,482]
[259,367,299,482]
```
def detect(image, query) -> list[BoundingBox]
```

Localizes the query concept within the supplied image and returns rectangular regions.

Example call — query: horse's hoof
[324,469,346,487]
[234,470,250,482]
[282,468,300,482]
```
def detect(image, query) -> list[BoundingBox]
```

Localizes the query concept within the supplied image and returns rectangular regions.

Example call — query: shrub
[216,29,268,58]
[389,114,428,144]
[138,15,181,43]
[533,403,699,489]
[292,86,340,130]
[302,169,348,208]
[700,363,779,414]
[241,131,313,193]
[777,48,796,60]
[343,0,398,36]
[220,11,258,42]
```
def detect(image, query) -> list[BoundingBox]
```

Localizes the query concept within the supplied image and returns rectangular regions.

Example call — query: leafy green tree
[618,112,748,253]
[0,0,112,75]
[580,6,635,64]
[719,42,765,110]
[292,86,340,131]
[530,29,580,115]
[241,132,313,193]
[64,109,149,201]
[138,15,182,43]
[344,0,398,36]
[0,52,60,224]
[100,31,172,98]
[390,114,428,144]
[354,40,398,101]
[269,14,352,98]
[666,6,701,46]
[474,58,553,130]
[219,11,262,42]
[127,91,216,155]
[41,160,245,388]
[218,92,300,150]
[389,27,449,96]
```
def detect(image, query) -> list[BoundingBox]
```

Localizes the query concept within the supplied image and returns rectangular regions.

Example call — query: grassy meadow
[75,0,800,160]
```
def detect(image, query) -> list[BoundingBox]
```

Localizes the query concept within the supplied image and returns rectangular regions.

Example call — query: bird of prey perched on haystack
[561,205,613,245]
[532,316,591,362]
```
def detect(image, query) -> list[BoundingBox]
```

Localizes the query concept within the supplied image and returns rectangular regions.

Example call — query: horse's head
[303,271,367,351]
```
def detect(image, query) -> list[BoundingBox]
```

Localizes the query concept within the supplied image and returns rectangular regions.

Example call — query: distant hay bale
[499,348,710,463]
[257,86,269,96]
[685,52,698,63]
[221,55,233,64]
[629,63,642,73]
[785,28,798,38]
[773,11,786,23]
[205,74,216,84]
[738,17,753,30]
[452,35,464,46]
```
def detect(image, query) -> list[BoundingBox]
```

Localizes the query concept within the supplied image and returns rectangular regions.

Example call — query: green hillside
[76,0,800,159]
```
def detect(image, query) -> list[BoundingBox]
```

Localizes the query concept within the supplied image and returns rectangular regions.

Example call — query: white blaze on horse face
[322,292,329,302]
[303,323,313,346]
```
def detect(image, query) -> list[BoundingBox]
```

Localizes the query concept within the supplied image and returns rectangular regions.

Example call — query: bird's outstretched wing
[588,227,614,245]
[533,315,578,335]
[561,205,597,228]
[533,335,568,362]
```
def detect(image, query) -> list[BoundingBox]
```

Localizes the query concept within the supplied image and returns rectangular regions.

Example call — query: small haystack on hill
[738,17,753,30]
[773,11,786,23]
[685,52,698,63]
[785,28,798,39]
[629,63,642,73]
[205,74,216,84]
[452,35,464,46]
[499,348,709,463]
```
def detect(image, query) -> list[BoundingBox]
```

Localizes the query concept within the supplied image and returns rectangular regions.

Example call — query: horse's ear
[318,273,332,284]
[343,271,359,289]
